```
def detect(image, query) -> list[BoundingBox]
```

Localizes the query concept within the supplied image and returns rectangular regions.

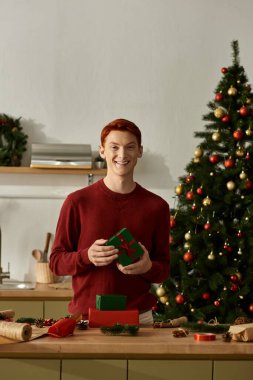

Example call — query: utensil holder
[36,262,55,284]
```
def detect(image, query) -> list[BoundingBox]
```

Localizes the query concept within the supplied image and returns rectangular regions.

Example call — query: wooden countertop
[1,327,253,360]
[0,283,73,300]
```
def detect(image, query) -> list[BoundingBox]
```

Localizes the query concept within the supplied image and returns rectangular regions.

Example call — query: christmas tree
[156,41,253,324]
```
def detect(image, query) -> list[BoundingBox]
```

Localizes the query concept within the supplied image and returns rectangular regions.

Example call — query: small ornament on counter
[172,328,189,338]
[35,318,45,328]
[77,320,89,330]
[222,331,232,342]
[100,323,139,336]
[153,316,188,328]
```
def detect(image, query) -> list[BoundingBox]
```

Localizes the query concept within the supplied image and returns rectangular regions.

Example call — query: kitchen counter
[0,283,73,300]
[0,327,253,359]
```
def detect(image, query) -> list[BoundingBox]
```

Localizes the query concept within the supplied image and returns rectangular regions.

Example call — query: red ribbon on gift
[116,232,138,260]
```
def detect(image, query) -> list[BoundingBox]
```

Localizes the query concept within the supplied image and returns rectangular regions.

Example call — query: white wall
[1,0,253,281]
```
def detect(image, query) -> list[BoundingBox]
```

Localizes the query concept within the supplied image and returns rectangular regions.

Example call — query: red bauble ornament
[224,244,233,252]
[192,204,197,211]
[186,191,194,201]
[222,115,231,123]
[230,274,239,283]
[245,180,253,191]
[214,300,220,307]
[196,187,204,195]
[170,216,176,229]
[175,294,185,304]
[202,292,211,300]
[186,174,195,183]
[152,305,158,312]
[183,251,194,263]
[245,152,251,160]
[230,283,239,292]
[237,230,243,238]
[204,222,211,231]
[209,154,219,164]
[224,158,235,169]
[197,320,205,324]
[215,93,224,102]
[249,304,253,313]
[221,67,228,74]
[233,129,244,141]
[239,106,249,117]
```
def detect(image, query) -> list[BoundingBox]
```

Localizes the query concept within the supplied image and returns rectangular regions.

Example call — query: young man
[49,119,170,324]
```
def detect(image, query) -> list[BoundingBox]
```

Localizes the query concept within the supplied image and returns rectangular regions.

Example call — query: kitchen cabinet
[128,360,212,380]
[0,300,43,319]
[44,300,70,319]
[213,360,253,380]
[0,300,70,320]
[0,359,60,380]
[62,359,126,380]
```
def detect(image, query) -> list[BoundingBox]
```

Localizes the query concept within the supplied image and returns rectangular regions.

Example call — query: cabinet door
[0,300,43,320]
[44,300,70,319]
[0,359,60,380]
[62,359,126,380]
[214,360,253,380]
[128,360,212,380]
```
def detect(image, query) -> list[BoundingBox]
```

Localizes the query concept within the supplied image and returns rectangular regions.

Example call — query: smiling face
[99,130,143,179]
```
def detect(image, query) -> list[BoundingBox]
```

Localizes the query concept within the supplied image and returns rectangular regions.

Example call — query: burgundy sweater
[50,179,170,317]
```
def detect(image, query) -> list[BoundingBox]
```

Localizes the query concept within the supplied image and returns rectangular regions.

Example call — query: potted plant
[94,154,106,169]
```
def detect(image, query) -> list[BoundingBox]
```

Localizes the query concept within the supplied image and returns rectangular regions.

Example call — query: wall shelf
[0,166,107,176]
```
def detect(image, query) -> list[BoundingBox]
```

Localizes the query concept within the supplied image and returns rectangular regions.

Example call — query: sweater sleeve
[49,196,93,276]
[141,201,170,284]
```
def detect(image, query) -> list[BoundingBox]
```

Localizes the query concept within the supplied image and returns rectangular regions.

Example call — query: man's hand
[88,239,118,266]
[116,243,152,275]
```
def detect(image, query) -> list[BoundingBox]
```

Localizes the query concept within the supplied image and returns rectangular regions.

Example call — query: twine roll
[0,321,32,341]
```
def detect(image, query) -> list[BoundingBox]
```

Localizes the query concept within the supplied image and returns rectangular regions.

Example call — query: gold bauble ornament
[236,272,242,280]
[239,171,247,180]
[184,231,191,241]
[159,295,169,304]
[246,98,251,104]
[236,146,245,157]
[193,157,200,163]
[208,251,215,260]
[237,248,243,255]
[214,107,225,118]
[226,180,236,191]
[175,184,183,195]
[156,286,166,297]
[212,131,221,142]
[202,196,211,206]
[228,86,237,96]
[184,242,191,250]
[194,147,203,158]
[246,127,252,136]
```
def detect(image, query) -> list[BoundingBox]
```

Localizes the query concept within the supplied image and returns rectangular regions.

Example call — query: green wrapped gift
[105,228,144,266]
[96,294,127,311]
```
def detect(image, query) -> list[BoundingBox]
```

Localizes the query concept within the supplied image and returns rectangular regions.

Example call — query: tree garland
[0,113,28,166]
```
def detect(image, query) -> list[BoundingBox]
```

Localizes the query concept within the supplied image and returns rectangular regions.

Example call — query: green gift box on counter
[105,227,144,266]
[96,294,127,311]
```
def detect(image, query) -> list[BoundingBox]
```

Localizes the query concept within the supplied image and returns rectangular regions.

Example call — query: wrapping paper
[229,322,253,342]
[0,321,32,341]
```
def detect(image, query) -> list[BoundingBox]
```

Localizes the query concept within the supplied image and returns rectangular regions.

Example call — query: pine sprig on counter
[181,322,230,334]
[100,323,139,336]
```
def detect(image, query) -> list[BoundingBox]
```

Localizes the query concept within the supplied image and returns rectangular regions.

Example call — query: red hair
[100,119,142,147]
